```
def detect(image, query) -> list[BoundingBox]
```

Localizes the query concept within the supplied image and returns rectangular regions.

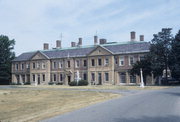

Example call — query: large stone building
[12,32,154,85]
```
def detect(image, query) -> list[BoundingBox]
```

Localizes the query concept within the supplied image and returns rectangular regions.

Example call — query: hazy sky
[0,0,179,55]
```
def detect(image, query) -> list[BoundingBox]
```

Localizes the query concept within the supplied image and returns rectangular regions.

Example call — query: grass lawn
[0,88,119,122]
[20,84,170,90]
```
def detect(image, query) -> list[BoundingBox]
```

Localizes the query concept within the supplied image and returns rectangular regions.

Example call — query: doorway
[38,74,40,85]
[98,73,102,85]
[68,76,71,84]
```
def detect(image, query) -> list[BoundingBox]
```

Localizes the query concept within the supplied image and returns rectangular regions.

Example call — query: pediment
[88,46,112,56]
[31,51,49,60]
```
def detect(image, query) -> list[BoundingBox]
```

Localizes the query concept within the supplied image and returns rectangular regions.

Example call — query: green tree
[149,28,173,84]
[130,56,152,85]
[169,30,180,80]
[0,35,15,84]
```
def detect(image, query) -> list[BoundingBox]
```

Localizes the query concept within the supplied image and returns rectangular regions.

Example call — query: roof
[13,41,150,62]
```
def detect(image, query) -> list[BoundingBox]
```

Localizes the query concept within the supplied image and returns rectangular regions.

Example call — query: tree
[169,30,180,80]
[130,56,152,85]
[0,35,15,85]
[149,28,173,84]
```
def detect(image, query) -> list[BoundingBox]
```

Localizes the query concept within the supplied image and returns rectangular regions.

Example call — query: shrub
[24,82,31,85]
[56,82,63,85]
[10,82,17,85]
[68,81,77,86]
[69,80,88,86]
[48,82,54,85]
[78,80,88,86]
[17,82,22,85]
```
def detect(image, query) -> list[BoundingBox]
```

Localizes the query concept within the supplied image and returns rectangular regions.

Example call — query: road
[43,87,180,122]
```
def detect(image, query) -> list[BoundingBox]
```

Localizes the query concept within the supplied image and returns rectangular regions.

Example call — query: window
[139,56,145,61]
[53,62,57,69]
[59,61,63,68]
[42,74,45,81]
[119,56,124,66]
[129,56,134,66]
[21,63,24,70]
[91,59,95,66]
[37,62,40,69]
[105,73,109,81]
[15,64,19,70]
[42,62,46,69]
[26,64,30,69]
[53,74,56,81]
[91,73,95,81]
[75,60,80,68]
[120,72,126,83]
[115,57,118,65]
[67,60,70,68]
[83,60,87,67]
[33,74,36,82]
[60,74,63,81]
[105,58,109,65]
[130,75,136,83]
[33,63,36,69]
[98,58,102,66]
[83,73,87,80]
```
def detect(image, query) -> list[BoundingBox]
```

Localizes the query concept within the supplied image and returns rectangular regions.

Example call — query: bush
[10,82,17,85]
[56,82,63,85]
[48,82,54,85]
[68,80,88,86]
[24,82,31,85]
[17,82,22,85]
[78,80,88,86]
[68,81,77,86]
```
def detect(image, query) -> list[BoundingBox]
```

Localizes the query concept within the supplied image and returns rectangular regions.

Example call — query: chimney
[130,31,136,41]
[43,43,49,50]
[56,40,61,48]
[94,36,98,45]
[140,35,144,41]
[78,38,82,46]
[71,42,76,47]
[99,39,107,44]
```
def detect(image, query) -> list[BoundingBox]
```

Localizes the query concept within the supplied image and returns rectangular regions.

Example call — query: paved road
[43,87,180,122]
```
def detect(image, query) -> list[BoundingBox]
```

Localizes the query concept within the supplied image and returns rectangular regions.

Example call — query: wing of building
[12,34,154,85]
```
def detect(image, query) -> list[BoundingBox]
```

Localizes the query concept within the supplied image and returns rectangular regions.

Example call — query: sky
[0,0,180,55]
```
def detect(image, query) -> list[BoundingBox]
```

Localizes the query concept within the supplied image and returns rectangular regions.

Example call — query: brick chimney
[140,35,144,41]
[56,40,61,48]
[71,42,76,47]
[78,38,82,46]
[130,31,136,41]
[43,43,49,50]
[94,36,98,45]
[99,39,107,44]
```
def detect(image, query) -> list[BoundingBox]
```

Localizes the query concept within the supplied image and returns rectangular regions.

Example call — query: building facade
[12,32,154,85]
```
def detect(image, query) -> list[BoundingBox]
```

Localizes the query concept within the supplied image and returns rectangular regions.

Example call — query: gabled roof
[104,41,150,54]
[13,41,150,62]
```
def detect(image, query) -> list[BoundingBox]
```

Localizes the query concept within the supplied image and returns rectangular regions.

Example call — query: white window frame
[42,62,46,69]
[21,63,24,70]
[15,64,19,70]
[129,56,134,66]
[59,61,63,68]
[32,62,36,69]
[37,62,40,69]
[105,72,109,82]
[119,56,124,66]
[75,60,80,68]
[104,57,109,65]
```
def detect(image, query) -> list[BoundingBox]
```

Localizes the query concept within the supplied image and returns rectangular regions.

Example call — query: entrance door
[38,75,40,85]
[68,76,71,83]
[98,73,102,85]
[119,72,126,83]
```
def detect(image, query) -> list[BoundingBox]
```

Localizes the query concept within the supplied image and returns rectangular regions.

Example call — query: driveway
[43,87,180,122]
